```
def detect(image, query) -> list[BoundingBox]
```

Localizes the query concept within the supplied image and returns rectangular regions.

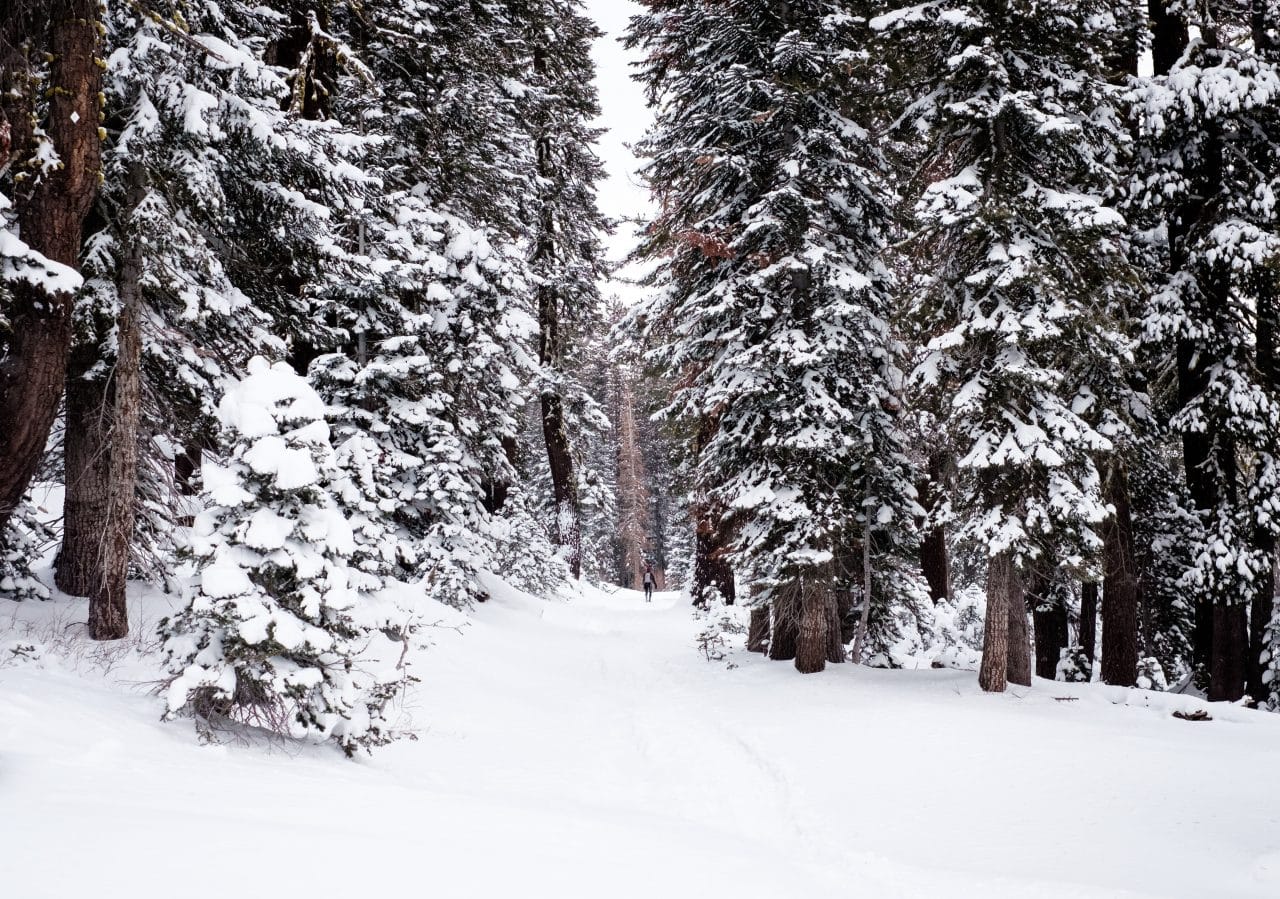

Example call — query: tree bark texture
[85,166,147,640]
[1006,577,1032,687]
[0,1,102,536]
[747,606,770,653]
[1101,464,1139,687]
[1080,582,1099,667]
[795,575,832,675]
[768,590,798,662]
[978,552,1013,692]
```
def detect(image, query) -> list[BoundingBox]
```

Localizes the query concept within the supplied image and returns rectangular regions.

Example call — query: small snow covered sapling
[160,358,410,755]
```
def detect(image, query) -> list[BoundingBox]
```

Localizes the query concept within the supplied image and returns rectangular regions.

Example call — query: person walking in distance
[642,563,656,602]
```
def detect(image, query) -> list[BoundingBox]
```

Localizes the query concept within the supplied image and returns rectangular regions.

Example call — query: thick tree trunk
[1007,579,1032,687]
[1080,582,1099,668]
[56,359,113,597]
[768,591,799,661]
[1030,572,1068,681]
[0,2,103,535]
[795,575,831,675]
[1210,604,1249,702]
[979,552,1013,692]
[826,591,845,664]
[918,452,951,604]
[1101,464,1139,687]
[747,606,770,653]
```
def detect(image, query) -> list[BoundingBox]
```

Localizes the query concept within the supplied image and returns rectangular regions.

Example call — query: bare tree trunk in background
[918,451,951,604]
[747,606,770,653]
[616,380,659,588]
[1006,578,1032,687]
[979,552,1013,692]
[0,1,103,536]
[825,590,845,664]
[84,166,147,639]
[850,527,873,664]
[1080,582,1099,669]
[690,413,732,607]
[1101,463,1139,687]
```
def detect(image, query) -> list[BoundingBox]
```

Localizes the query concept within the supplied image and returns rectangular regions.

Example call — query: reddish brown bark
[1006,578,1032,687]
[0,2,103,535]
[979,552,1013,693]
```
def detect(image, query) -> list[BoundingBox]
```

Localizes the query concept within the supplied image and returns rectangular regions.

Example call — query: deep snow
[4,579,1280,898]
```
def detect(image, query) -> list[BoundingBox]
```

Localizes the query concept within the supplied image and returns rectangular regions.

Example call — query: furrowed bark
[1006,577,1032,687]
[0,1,103,536]
[1080,582,1098,668]
[978,552,1012,693]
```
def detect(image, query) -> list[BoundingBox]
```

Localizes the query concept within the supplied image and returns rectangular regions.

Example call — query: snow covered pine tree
[873,0,1139,691]
[629,1,917,672]
[162,359,410,755]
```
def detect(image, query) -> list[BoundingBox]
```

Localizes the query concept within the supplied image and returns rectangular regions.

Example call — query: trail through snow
[4,580,1280,898]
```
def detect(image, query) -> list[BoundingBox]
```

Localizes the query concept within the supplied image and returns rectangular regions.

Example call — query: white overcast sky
[585,0,654,271]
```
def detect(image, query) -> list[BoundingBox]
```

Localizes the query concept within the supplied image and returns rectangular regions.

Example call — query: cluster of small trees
[629,0,1280,702]
[0,0,614,751]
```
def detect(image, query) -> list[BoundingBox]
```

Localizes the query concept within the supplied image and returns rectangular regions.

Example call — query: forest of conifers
[3,0,1280,758]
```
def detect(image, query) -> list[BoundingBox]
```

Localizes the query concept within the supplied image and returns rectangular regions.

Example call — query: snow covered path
[4,582,1280,898]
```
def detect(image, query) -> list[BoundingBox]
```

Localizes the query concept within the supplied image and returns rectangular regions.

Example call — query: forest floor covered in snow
[4,577,1280,898]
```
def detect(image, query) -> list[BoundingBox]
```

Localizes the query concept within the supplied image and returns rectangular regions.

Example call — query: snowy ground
[4,578,1280,898]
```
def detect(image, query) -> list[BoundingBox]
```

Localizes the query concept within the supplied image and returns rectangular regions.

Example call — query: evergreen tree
[629,1,917,672]
[1130,1,1280,702]
[874,0,1140,690]
[162,358,409,755]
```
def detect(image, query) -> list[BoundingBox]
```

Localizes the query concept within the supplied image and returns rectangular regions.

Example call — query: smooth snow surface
[4,581,1280,898]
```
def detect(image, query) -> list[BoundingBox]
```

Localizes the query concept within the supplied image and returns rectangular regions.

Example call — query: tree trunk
[1080,582,1098,667]
[1030,572,1068,681]
[1101,463,1139,687]
[795,575,830,674]
[918,451,951,604]
[1209,603,1249,702]
[542,391,582,578]
[56,357,113,597]
[826,591,845,664]
[0,2,103,536]
[693,511,735,607]
[747,606,770,653]
[768,592,798,661]
[979,552,1014,692]
[1007,578,1032,687]
[86,166,147,640]
[532,38,583,580]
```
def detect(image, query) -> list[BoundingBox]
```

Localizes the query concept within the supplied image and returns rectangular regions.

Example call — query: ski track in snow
[4,580,1280,898]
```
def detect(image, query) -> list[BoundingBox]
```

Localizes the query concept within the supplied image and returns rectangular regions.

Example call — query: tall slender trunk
[56,356,113,597]
[85,166,147,639]
[0,1,103,535]
[1080,582,1099,669]
[979,552,1013,692]
[1101,463,1139,686]
[1030,571,1068,681]
[532,45,582,579]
